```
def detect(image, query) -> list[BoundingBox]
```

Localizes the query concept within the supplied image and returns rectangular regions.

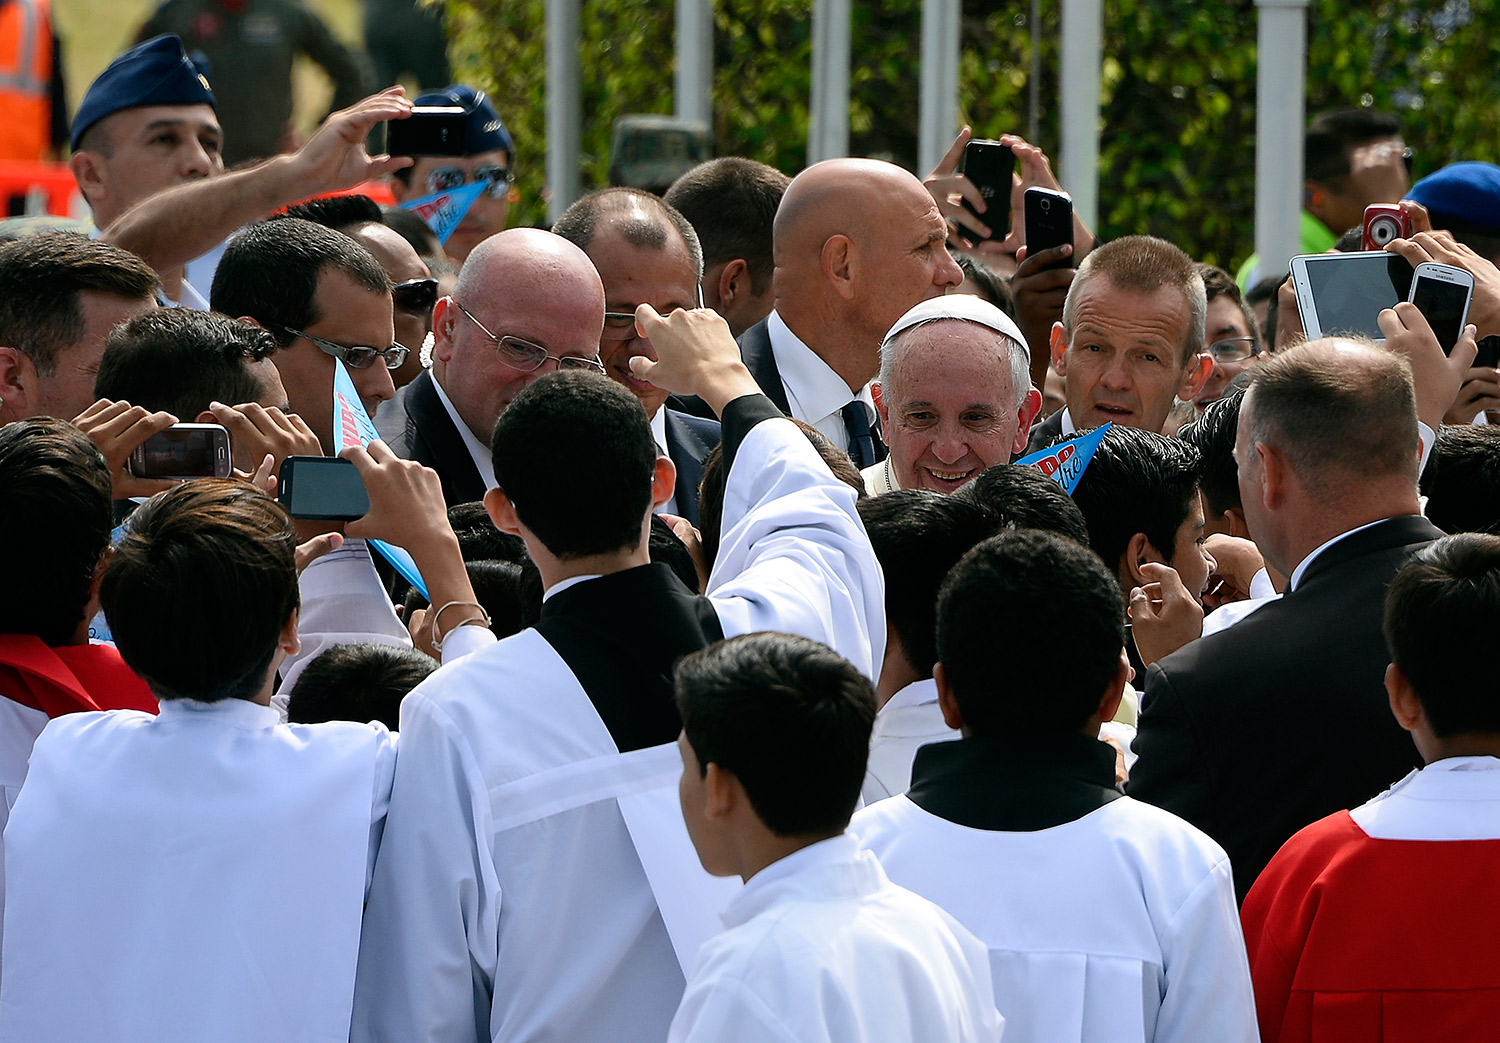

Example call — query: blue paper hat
[71,35,215,152]
[1406,162,1500,234]
[413,85,515,158]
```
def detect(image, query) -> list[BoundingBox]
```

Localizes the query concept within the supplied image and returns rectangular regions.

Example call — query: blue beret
[413,85,515,158]
[71,35,215,152]
[1406,162,1500,233]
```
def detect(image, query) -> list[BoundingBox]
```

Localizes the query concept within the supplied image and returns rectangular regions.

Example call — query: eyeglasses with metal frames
[453,301,606,374]
[276,326,410,370]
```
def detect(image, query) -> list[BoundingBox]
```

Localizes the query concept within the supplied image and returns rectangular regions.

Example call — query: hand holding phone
[959,139,1016,242]
[385,105,469,157]
[1023,188,1074,267]
[127,423,232,480]
[1377,301,1477,433]
[1407,261,1475,355]
[278,456,369,520]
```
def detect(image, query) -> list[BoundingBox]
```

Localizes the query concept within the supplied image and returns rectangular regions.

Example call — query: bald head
[770,159,961,384]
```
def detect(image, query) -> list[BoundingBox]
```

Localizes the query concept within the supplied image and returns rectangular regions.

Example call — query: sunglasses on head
[423,164,514,199]
[392,277,438,315]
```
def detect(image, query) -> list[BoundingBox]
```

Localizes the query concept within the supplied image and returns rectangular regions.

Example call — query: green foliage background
[447,0,1497,270]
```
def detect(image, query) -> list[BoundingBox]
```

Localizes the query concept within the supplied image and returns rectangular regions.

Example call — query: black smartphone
[277,456,370,521]
[1408,261,1475,356]
[386,106,470,157]
[127,423,231,479]
[960,139,1015,241]
[1023,187,1073,264]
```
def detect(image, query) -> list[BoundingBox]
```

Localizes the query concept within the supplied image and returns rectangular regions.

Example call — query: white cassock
[862,678,954,803]
[668,833,1005,1043]
[349,399,886,1043]
[853,737,1256,1043]
[0,699,396,1043]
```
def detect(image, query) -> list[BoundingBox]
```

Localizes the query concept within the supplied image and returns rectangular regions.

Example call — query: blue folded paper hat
[71,35,215,152]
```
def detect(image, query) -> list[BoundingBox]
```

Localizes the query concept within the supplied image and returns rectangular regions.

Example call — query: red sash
[0,634,157,718]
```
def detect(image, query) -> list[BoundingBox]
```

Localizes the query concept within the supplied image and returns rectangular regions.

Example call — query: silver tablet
[1289,251,1414,342]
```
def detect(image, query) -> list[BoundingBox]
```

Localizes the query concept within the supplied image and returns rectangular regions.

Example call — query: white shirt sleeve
[1155,856,1259,1043]
[706,412,886,681]
[281,539,412,692]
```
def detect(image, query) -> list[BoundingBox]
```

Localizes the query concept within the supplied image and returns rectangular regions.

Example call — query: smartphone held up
[127,424,232,480]
[1407,261,1475,356]
[960,139,1016,241]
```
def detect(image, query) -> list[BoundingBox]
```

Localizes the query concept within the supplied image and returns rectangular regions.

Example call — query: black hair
[649,514,702,593]
[937,530,1125,735]
[0,418,113,645]
[100,480,299,703]
[401,558,542,641]
[955,463,1091,546]
[285,642,436,730]
[697,419,865,572]
[491,372,658,559]
[1176,389,1244,518]
[1384,534,1500,736]
[0,232,158,375]
[210,219,392,349]
[1420,424,1500,536]
[273,194,385,231]
[1246,274,1284,348]
[448,500,534,563]
[95,309,279,418]
[858,490,996,675]
[663,158,789,295]
[380,204,445,262]
[1305,109,1402,184]
[1067,425,1202,589]
[674,632,875,837]
[953,249,1015,317]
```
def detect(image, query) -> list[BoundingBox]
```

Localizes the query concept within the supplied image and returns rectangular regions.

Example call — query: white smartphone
[1290,251,1415,342]
[1408,261,1475,355]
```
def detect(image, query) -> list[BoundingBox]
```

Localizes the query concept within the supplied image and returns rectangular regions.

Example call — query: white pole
[918,0,960,174]
[675,0,713,124]
[808,0,851,163]
[1059,0,1102,231]
[1254,0,1310,279]
[546,0,582,223]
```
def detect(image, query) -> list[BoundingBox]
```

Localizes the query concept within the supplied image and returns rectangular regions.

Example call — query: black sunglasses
[392,277,439,315]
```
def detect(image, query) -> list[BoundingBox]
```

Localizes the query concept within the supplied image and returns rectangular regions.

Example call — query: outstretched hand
[292,86,415,193]
[630,306,761,417]
[1377,302,1476,432]
[72,398,179,500]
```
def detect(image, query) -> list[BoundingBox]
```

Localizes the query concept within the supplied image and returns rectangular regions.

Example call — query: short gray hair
[879,318,1031,411]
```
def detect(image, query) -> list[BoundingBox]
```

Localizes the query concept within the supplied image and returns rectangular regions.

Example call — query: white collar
[155,697,279,730]
[1286,518,1390,592]
[431,373,498,491]
[542,574,604,602]
[1059,407,1077,437]
[725,833,871,928]
[862,457,898,495]
[647,409,679,516]
[767,310,872,427]
[879,677,939,714]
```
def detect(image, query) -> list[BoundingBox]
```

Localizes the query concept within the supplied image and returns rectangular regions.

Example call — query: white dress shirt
[431,371,498,490]
[766,310,875,449]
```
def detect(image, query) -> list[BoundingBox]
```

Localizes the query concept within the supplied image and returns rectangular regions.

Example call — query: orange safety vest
[0,0,52,162]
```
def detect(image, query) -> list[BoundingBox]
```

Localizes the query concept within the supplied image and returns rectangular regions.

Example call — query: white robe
[853,793,1256,1043]
[0,698,396,1043]
[349,412,886,1043]
[668,834,1005,1043]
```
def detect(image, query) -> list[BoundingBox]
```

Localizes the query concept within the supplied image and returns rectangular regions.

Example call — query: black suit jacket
[402,370,489,508]
[1127,514,1440,900]
[667,316,790,419]
[661,408,721,527]
[1024,408,1067,455]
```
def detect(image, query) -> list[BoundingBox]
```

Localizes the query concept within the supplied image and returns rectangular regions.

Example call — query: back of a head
[95,309,277,418]
[1420,425,1500,536]
[1384,533,1500,736]
[674,631,876,836]
[273,194,385,232]
[937,530,1125,735]
[553,187,704,278]
[286,642,437,731]
[1062,235,1207,360]
[491,371,658,560]
[0,418,113,645]
[956,463,1091,546]
[858,489,996,675]
[1176,389,1244,519]
[663,158,789,294]
[1245,338,1418,502]
[1068,425,1202,579]
[1305,108,1401,183]
[210,219,391,348]
[447,500,534,563]
[380,204,446,264]
[0,233,158,377]
[101,480,299,704]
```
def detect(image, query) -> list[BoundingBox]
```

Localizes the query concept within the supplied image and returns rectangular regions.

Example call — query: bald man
[392,228,607,506]
[728,159,964,468]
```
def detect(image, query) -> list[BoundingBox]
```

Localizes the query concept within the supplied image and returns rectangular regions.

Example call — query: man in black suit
[554,189,721,526]
[724,159,964,470]
[393,228,607,507]
[1128,334,1446,900]
[1025,236,1212,454]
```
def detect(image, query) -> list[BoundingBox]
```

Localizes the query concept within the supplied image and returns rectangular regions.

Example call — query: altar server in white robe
[0,480,400,1043]
[350,305,885,1043]
[854,530,1256,1043]
[668,632,1004,1043]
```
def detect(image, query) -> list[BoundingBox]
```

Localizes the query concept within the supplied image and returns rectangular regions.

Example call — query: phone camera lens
[1040,199,1051,211]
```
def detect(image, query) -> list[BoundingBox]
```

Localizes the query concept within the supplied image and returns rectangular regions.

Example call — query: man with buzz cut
[350,305,883,1043]
[1026,235,1212,453]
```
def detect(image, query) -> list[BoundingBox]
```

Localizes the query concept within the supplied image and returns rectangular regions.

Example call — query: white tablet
[1289,251,1414,341]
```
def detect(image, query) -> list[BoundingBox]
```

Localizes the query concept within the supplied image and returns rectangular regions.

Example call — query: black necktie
[842,400,881,468]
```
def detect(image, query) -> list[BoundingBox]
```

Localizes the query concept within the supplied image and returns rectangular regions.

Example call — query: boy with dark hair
[855,530,1257,1043]
[1241,533,1500,1041]
[670,631,1004,1043]
[286,642,437,731]
[0,479,397,1043]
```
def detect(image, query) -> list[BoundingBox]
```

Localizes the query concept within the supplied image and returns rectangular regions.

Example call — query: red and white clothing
[1242,756,1500,1042]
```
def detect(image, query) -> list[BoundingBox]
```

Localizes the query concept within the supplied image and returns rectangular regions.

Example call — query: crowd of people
[2,26,1500,1043]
